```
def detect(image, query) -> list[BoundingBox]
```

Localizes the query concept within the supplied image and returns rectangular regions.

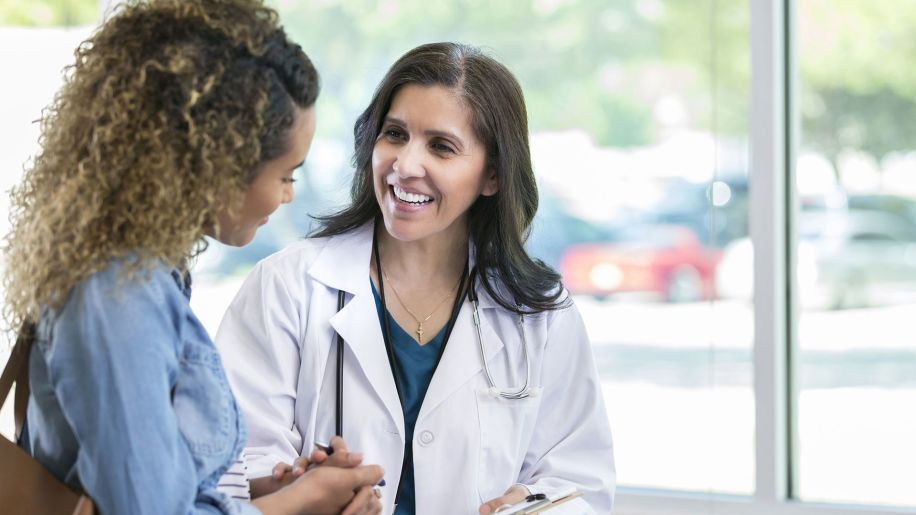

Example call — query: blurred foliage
[0,0,97,26]
[275,0,915,164]
[276,0,677,147]
[4,0,912,163]
[798,0,916,165]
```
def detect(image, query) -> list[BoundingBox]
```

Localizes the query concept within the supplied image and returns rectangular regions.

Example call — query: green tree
[798,0,916,167]
[0,0,97,26]
[275,0,660,147]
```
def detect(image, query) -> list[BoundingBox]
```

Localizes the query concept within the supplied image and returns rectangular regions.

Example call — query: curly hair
[2,0,319,332]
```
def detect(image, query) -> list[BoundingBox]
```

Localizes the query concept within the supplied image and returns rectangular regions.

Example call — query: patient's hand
[479,485,529,515]
[251,436,364,498]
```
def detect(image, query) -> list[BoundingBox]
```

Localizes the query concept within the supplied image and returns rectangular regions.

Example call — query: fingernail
[378,479,386,487]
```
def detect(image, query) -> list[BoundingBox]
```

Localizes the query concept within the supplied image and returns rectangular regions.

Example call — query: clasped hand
[252,436,383,515]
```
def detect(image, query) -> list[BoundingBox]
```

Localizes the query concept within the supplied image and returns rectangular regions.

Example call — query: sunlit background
[1,0,914,512]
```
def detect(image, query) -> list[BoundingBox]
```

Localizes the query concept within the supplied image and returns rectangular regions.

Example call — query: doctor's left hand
[478,485,529,515]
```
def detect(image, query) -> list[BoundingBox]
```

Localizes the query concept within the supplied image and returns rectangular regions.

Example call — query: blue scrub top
[371,280,457,515]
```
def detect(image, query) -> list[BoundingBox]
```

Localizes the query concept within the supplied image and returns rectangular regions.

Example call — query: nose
[282,181,294,205]
[393,141,426,179]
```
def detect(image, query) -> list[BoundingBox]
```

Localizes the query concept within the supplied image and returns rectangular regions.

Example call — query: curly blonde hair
[3,0,319,332]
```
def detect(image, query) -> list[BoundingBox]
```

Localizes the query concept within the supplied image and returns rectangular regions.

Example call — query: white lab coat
[216,223,615,514]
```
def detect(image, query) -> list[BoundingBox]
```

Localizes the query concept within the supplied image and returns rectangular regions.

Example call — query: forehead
[386,84,476,138]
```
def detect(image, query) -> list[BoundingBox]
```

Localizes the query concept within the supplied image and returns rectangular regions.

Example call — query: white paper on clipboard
[493,488,586,514]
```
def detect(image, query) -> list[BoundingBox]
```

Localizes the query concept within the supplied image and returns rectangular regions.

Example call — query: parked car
[526,189,621,270]
[717,197,916,309]
[646,175,749,247]
[559,224,722,302]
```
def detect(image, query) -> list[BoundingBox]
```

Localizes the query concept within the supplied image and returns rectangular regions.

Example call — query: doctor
[216,42,615,515]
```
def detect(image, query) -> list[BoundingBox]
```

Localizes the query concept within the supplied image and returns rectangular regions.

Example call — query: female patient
[2,1,382,513]
[217,42,615,514]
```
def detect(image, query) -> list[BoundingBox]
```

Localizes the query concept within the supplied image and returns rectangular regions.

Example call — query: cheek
[371,146,388,178]
[371,149,390,191]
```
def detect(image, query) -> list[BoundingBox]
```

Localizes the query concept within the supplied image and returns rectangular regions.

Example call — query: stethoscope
[331,247,534,436]
[330,238,535,504]
[466,271,533,400]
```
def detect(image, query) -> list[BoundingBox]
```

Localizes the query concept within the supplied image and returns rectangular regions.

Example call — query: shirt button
[418,430,435,446]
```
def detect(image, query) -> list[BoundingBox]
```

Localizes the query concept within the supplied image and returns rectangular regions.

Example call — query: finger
[340,485,378,515]
[350,464,385,487]
[292,455,310,476]
[308,448,329,465]
[329,435,349,454]
[347,451,364,466]
[479,495,513,515]
[479,501,496,515]
[272,462,291,480]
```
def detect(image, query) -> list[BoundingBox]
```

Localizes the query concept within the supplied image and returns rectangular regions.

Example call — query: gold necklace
[382,269,462,344]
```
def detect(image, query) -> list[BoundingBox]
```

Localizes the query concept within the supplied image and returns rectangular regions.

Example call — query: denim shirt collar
[169,269,192,300]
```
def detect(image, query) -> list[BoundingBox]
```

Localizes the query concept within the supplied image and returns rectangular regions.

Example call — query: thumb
[350,464,385,487]
[479,495,510,515]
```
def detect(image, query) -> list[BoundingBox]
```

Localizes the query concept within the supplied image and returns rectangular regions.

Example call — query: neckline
[370,279,448,348]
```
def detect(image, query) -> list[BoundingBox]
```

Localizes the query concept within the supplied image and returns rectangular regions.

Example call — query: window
[1,2,912,514]
[796,0,916,507]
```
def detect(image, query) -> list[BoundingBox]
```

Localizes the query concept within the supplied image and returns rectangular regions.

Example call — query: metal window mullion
[615,491,916,515]
[750,0,791,507]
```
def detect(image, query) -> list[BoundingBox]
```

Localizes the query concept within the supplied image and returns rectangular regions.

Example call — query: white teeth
[393,185,432,204]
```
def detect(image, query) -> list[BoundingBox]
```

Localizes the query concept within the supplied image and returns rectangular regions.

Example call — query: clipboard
[493,488,584,514]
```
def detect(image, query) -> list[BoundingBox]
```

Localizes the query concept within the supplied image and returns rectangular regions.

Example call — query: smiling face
[213,106,316,247]
[372,84,498,245]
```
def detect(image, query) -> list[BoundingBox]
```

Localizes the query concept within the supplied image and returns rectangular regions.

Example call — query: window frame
[614,1,916,513]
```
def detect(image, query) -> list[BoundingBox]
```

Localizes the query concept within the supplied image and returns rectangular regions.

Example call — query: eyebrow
[290,159,305,170]
[384,117,465,149]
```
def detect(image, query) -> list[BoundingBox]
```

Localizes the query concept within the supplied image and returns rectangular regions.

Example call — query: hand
[250,458,317,498]
[341,484,383,515]
[479,485,530,515]
[252,436,364,498]
[253,463,384,515]
[310,436,366,471]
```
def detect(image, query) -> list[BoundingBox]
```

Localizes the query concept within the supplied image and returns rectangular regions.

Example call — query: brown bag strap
[0,322,36,441]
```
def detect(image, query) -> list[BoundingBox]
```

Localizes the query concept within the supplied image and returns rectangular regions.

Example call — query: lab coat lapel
[419,290,504,418]
[309,224,405,438]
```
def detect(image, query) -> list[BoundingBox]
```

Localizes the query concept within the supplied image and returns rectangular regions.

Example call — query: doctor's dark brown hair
[313,42,567,313]
[3,0,319,332]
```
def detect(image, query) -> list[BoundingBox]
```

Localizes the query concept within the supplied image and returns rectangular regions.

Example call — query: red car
[559,224,722,302]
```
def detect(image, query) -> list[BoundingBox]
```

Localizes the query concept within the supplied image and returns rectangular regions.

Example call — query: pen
[314,441,386,487]
[314,441,334,456]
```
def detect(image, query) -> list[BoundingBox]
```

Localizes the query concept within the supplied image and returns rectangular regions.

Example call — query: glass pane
[0,1,755,497]
[195,0,755,495]
[797,0,916,507]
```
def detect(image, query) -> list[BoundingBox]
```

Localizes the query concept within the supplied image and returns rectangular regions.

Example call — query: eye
[281,177,297,184]
[431,140,456,154]
[382,126,406,140]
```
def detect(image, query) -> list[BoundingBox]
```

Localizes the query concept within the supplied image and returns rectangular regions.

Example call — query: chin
[382,217,428,242]
[218,230,257,247]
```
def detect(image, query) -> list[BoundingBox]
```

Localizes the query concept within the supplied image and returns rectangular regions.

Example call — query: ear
[480,170,499,197]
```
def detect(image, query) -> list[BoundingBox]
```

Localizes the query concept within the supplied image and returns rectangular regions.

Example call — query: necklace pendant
[416,323,424,344]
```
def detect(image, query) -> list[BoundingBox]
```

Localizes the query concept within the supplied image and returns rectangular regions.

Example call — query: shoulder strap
[0,322,36,441]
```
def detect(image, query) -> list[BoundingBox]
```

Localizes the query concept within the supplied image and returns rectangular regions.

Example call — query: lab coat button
[418,430,434,446]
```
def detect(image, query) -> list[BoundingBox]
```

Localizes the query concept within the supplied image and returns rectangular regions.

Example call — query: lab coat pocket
[475,387,543,502]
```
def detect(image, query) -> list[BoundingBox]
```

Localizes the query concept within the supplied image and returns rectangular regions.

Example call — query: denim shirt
[24,261,260,515]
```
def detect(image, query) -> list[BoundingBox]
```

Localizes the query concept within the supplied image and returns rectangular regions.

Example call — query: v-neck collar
[370,279,448,348]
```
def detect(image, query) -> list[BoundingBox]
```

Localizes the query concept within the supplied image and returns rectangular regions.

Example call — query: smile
[392,185,433,205]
